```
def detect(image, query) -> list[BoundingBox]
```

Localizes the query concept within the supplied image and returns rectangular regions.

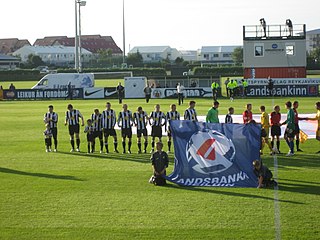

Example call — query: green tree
[232,47,243,65]
[27,54,44,68]
[126,51,143,67]
[307,47,320,69]
[175,57,184,65]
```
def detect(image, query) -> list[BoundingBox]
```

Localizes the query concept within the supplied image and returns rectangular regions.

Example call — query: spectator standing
[177,83,185,105]
[211,81,220,101]
[143,84,152,103]
[116,82,125,104]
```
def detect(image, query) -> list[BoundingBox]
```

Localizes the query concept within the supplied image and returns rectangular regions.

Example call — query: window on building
[286,45,294,55]
[223,53,231,58]
[203,54,209,59]
[213,54,219,58]
[255,46,264,56]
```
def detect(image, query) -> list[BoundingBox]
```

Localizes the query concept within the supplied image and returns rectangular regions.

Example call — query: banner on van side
[3,89,83,100]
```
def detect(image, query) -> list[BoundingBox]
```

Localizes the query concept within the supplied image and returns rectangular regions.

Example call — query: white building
[305,28,320,52]
[13,45,92,66]
[129,46,181,62]
[0,54,20,70]
[198,46,241,64]
[179,50,198,62]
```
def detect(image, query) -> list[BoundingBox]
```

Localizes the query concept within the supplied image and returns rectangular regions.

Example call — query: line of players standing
[43,101,198,154]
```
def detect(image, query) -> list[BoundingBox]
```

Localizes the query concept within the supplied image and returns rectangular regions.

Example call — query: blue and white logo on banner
[167,121,260,187]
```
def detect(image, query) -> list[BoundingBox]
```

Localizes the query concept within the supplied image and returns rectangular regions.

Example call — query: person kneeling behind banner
[253,160,277,188]
[149,142,169,186]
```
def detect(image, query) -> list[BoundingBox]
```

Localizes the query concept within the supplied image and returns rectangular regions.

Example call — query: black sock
[128,141,132,151]
[105,143,109,152]
[296,139,300,150]
[100,140,103,151]
[152,141,155,150]
[114,141,118,151]
[277,141,280,151]
[48,138,52,148]
[71,139,75,149]
[76,139,80,148]
[168,141,172,151]
[138,142,141,151]
[92,142,95,153]
[122,141,126,152]
[144,141,148,151]
[87,143,90,153]
[54,138,58,149]
[45,139,49,148]
[271,141,274,149]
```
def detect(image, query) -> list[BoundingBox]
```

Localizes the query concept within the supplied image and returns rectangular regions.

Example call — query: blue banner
[167,121,261,187]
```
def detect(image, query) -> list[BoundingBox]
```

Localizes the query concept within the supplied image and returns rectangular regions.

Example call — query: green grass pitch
[0,96,319,239]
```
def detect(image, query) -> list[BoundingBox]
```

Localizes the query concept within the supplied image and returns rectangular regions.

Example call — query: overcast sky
[1,0,319,51]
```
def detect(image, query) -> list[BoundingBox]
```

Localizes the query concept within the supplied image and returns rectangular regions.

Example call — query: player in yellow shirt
[305,102,320,154]
[260,105,275,155]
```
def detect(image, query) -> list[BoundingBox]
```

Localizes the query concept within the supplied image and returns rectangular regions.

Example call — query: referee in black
[102,102,119,153]
[149,104,166,153]
[44,105,58,152]
[117,104,133,154]
[91,109,104,154]
[133,106,149,153]
[65,104,84,152]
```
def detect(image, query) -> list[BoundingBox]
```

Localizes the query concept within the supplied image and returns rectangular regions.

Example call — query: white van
[31,73,94,89]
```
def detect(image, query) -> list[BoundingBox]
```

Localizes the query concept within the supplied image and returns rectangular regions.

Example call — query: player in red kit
[243,103,253,124]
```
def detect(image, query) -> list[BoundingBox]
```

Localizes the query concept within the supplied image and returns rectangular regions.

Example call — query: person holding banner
[166,104,180,153]
[253,160,277,188]
[282,101,295,156]
[149,104,166,153]
[184,101,198,122]
[206,101,220,123]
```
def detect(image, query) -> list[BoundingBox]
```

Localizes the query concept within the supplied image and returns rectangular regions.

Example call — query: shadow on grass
[276,154,320,169]
[163,183,303,205]
[278,181,320,196]
[56,151,157,164]
[0,167,85,181]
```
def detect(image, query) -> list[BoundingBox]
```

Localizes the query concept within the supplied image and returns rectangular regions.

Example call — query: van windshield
[38,79,48,86]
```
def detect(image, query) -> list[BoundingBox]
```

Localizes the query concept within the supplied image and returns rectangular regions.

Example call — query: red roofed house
[34,35,122,55]
[0,38,31,54]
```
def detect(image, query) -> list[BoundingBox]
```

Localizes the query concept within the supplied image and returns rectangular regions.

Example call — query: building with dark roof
[34,35,122,55]
[0,38,31,54]
[0,54,20,69]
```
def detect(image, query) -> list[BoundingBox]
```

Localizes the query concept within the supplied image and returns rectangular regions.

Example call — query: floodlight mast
[75,0,86,73]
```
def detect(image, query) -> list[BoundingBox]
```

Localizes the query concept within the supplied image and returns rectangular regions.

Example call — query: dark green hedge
[193,67,243,76]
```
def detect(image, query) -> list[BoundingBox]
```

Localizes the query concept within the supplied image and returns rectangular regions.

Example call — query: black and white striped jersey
[91,113,103,131]
[184,108,198,121]
[84,125,94,134]
[102,109,116,130]
[65,109,83,125]
[225,114,233,123]
[133,111,148,130]
[118,110,133,129]
[166,111,180,129]
[44,112,58,128]
[149,111,166,126]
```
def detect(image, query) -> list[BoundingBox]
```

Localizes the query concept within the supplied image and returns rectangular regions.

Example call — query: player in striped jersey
[43,105,58,152]
[184,101,198,121]
[65,104,84,152]
[91,109,104,153]
[102,102,118,153]
[133,106,149,153]
[149,104,166,153]
[225,107,234,123]
[117,104,133,154]
[166,104,180,153]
